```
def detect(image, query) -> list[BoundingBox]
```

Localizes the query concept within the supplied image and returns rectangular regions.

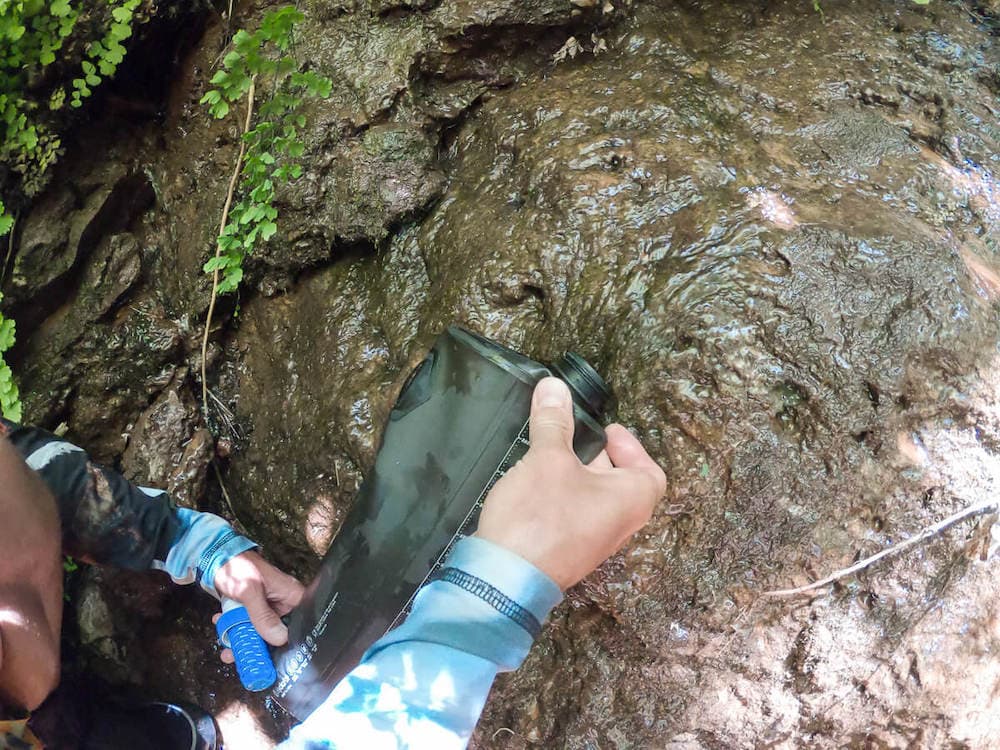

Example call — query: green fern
[200,6,331,294]
[0,293,21,423]
[1,0,141,234]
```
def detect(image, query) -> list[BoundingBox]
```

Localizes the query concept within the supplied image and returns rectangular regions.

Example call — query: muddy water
[8,0,1000,746]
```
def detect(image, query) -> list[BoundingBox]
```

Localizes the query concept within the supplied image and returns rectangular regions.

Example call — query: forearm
[0,419,256,596]
[2,418,180,568]
[281,537,562,749]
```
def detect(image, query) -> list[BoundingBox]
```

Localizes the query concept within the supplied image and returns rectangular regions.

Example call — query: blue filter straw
[217,598,278,692]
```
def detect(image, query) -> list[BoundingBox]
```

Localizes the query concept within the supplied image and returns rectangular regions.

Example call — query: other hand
[213,549,304,663]
[476,377,666,590]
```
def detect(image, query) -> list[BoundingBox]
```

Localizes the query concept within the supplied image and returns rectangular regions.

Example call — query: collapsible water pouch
[273,325,612,719]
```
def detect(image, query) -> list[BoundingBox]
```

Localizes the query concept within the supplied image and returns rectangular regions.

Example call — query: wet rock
[800,109,918,171]
[7,170,153,309]
[221,0,1000,746]
[122,377,212,507]
[76,568,148,686]
[267,123,445,276]
[9,171,170,454]
[8,0,1000,745]
[8,190,80,303]
[77,571,118,657]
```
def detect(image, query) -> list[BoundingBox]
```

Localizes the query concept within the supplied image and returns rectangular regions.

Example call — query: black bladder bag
[272,325,612,719]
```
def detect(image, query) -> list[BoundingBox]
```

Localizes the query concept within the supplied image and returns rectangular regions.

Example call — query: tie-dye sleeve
[280,536,563,750]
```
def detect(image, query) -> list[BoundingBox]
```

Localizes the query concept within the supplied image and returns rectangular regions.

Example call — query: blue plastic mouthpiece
[217,600,278,692]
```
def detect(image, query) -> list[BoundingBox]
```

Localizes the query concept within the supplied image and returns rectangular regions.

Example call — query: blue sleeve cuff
[364,536,562,671]
[150,505,257,599]
[446,536,563,624]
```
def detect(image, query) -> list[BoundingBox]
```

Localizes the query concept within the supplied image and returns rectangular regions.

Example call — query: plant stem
[201,76,256,423]
[763,498,997,597]
[2,212,17,285]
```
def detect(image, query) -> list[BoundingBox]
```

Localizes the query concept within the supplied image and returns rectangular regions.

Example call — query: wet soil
[5,0,1000,746]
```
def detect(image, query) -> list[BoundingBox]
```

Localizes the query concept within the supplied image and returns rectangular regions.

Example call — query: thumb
[529,377,575,453]
[240,588,289,647]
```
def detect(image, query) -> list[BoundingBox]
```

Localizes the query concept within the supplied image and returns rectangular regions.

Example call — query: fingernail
[537,377,571,408]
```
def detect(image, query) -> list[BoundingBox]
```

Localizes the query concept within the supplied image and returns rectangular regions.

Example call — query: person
[2,377,665,749]
[0,415,304,748]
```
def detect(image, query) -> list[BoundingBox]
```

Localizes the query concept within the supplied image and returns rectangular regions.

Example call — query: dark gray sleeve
[0,418,182,570]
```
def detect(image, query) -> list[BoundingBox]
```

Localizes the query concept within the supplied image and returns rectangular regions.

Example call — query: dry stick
[763,498,999,597]
[201,76,256,422]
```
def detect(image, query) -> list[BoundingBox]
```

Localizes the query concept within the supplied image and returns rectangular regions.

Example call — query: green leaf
[203,255,231,272]
[109,21,131,41]
[0,319,14,351]
[51,0,72,17]
[105,41,126,61]
[218,233,240,250]
[1,397,21,423]
[259,221,277,241]
[111,6,132,22]
[218,267,243,294]
[6,24,26,42]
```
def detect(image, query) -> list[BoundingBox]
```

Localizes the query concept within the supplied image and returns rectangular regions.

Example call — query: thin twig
[2,211,17,286]
[201,76,256,423]
[208,389,236,421]
[212,459,246,532]
[764,498,998,597]
[207,389,245,440]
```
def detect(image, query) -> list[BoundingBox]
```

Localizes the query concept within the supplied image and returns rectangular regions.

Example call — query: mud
[4,0,1000,746]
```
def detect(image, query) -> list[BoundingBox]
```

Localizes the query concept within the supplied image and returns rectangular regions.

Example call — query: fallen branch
[201,76,256,423]
[763,497,998,597]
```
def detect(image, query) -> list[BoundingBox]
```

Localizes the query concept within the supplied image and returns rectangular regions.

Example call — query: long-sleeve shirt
[2,418,565,748]
[0,418,256,598]
[280,536,563,750]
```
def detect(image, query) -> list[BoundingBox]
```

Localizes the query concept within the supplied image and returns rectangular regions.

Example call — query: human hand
[476,377,666,590]
[212,550,304,663]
